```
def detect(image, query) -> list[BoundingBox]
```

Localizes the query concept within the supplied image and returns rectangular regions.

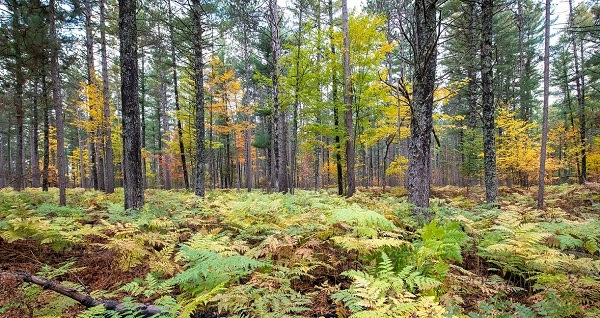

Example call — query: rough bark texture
[42,74,50,192]
[481,0,498,204]
[49,0,67,205]
[192,0,206,197]
[100,0,115,193]
[168,0,189,190]
[85,0,102,191]
[31,81,40,188]
[537,0,550,210]
[158,30,171,191]
[329,0,343,196]
[119,0,144,210]
[12,3,24,191]
[341,0,355,198]
[270,0,288,193]
[407,0,437,210]
[242,28,252,192]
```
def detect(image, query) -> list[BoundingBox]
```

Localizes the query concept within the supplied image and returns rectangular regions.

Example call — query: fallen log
[1,271,163,317]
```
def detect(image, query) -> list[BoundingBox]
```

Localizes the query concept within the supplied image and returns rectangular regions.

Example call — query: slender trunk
[168,0,189,190]
[407,0,438,210]
[140,47,147,188]
[31,80,40,187]
[192,0,206,197]
[12,4,24,191]
[78,127,86,187]
[243,29,252,192]
[568,0,585,184]
[481,0,498,203]
[579,40,586,182]
[157,27,171,190]
[341,0,355,197]
[85,0,101,190]
[291,3,303,194]
[563,64,580,179]
[270,0,288,193]
[119,0,144,210]
[537,0,550,210]
[329,0,343,195]
[42,74,50,192]
[49,0,67,205]
[100,0,115,193]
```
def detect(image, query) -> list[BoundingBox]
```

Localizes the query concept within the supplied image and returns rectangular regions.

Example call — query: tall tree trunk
[11,1,24,191]
[168,0,189,190]
[243,28,252,192]
[100,0,115,193]
[85,0,102,191]
[290,2,303,194]
[341,0,355,197]
[269,0,288,193]
[537,0,550,210]
[192,0,206,197]
[157,28,171,190]
[579,40,586,182]
[0,107,4,188]
[49,0,67,205]
[407,0,438,210]
[481,0,498,203]
[42,74,50,192]
[31,80,40,188]
[329,0,343,196]
[140,47,147,188]
[568,0,586,184]
[119,0,144,210]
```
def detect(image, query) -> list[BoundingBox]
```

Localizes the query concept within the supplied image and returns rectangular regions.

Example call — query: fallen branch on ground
[1,271,163,317]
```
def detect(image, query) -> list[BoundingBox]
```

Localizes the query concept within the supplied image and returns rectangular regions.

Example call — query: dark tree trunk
[140,47,147,189]
[49,0,67,205]
[481,0,498,203]
[12,4,24,191]
[407,0,438,210]
[42,74,50,192]
[329,0,343,196]
[100,0,115,193]
[31,80,40,188]
[341,0,355,197]
[242,29,252,192]
[537,0,550,210]
[119,0,144,210]
[270,0,288,193]
[192,0,206,197]
[168,0,189,190]
[85,0,102,191]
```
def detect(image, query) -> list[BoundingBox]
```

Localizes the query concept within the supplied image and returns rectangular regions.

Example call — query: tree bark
[341,0,355,197]
[242,28,252,192]
[100,0,115,193]
[329,0,343,196]
[49,0,67,205]
[119,0,144,210]
[481,0,498,204]
[568,0,586,184]
[168,0,190,190]
[11,0,25,191]
[269,0,288,193]
[42,74,50,192]
[31,80,40,188]
[192,0,206,197]
[407,0,438,210]
[537,0,550,210]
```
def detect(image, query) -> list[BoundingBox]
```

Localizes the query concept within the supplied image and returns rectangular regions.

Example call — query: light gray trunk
[537,0,550,209]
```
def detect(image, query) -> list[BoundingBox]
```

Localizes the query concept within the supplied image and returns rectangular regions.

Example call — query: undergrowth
[0,185,598,317]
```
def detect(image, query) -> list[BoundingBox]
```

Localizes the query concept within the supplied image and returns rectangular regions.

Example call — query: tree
[119,0,144,210]
[481,0,498,204]
[537,0,550,209]
[49,0,66,205]
[407,0,438,211]
[341,0,355,197]
[100,0,115,193]
[192,0,206,197]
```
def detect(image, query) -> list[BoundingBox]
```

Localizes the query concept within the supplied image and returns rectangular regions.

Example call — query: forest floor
[0,184,599,318]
